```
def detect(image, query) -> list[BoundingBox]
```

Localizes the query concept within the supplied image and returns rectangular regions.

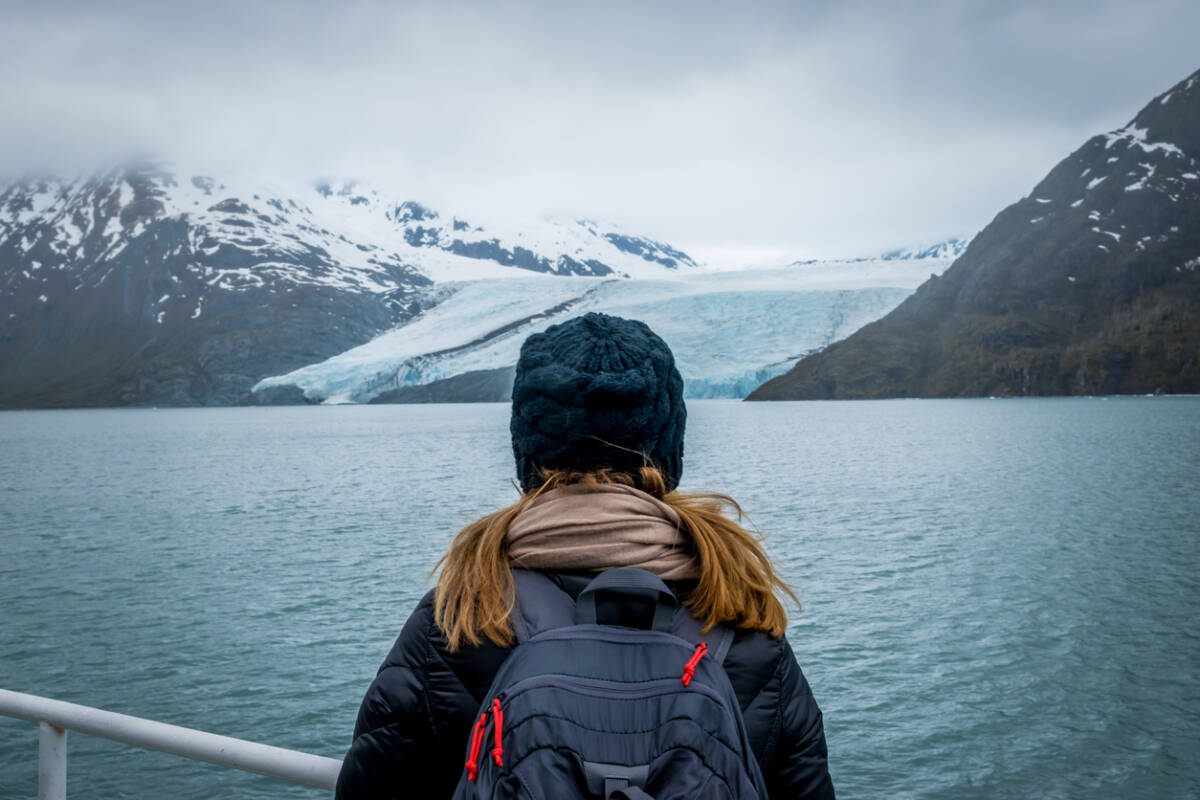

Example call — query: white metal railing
[0,688,343,798]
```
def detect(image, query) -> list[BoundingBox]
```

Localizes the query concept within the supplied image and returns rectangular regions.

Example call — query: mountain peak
[750,66,1200,400]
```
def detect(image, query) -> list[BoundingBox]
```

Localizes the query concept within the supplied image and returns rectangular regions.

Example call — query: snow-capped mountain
[252,248,964,404]
[304,182,699,281]
[0,164,700,407]
[1,158,967,407]
[751,68,1200,399]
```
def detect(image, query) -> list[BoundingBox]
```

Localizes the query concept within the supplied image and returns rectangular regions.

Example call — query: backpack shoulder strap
[670,606,736,666]
[511,569,576,643]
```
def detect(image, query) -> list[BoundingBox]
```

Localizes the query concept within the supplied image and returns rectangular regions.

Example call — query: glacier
[253,254,958,402]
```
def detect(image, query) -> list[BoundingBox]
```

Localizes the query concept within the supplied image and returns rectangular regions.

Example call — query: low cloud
[2,0,1197,261]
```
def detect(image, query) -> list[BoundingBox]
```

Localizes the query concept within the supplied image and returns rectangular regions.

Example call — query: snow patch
[1103,123,1183,156]
[1086,176,1107,190]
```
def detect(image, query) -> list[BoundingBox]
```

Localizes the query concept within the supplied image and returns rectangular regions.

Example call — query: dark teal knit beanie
[510,312,686,492]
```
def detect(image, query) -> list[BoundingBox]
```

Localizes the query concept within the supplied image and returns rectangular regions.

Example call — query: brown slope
[749,68,1200,400]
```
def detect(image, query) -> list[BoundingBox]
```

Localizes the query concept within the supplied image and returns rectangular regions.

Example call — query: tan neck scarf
[505,483,700,581]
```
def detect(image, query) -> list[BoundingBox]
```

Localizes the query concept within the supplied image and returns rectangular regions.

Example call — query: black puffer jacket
[336,573,835,799]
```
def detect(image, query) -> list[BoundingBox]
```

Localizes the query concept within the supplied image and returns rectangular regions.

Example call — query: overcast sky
[2,0,1198,263]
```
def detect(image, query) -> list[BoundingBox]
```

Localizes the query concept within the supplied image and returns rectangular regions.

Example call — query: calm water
[1,399,1198,799]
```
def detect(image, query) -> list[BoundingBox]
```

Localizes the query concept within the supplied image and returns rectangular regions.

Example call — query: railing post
[38,721,67,800]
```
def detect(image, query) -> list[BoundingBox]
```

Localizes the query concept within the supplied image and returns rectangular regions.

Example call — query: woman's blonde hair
[433,467,799,652]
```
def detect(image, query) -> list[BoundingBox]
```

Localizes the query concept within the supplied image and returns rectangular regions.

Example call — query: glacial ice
[254,259,945,402]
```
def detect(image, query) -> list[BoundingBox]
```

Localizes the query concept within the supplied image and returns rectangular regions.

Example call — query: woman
[336,313,835,799]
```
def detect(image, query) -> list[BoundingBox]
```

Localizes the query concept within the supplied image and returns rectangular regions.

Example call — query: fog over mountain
[3,2,1199,408]
[2,0,1198,259]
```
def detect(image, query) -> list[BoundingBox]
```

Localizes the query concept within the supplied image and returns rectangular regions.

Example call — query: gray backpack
[451,568,769,800]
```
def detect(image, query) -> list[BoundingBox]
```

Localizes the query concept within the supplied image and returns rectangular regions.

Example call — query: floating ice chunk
[38,294,48,303]
[1067,276,1076,282]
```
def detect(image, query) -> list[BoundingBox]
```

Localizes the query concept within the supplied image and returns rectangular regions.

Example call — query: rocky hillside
[0,166,694,407]
[750,69,1200,400]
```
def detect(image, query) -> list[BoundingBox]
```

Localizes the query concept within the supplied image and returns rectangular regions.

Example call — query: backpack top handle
[574,568,677,632]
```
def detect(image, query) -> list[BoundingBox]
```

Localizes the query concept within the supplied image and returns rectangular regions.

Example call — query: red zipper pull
[465,710,489,781]
[491,697,504,767]
[682,641,708,686]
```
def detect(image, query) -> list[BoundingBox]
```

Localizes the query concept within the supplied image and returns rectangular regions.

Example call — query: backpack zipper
[465,696,507,781]
[464,709,489,781]
[681,642,708,686]
[495,673,726,707]
[490,697,504,767]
